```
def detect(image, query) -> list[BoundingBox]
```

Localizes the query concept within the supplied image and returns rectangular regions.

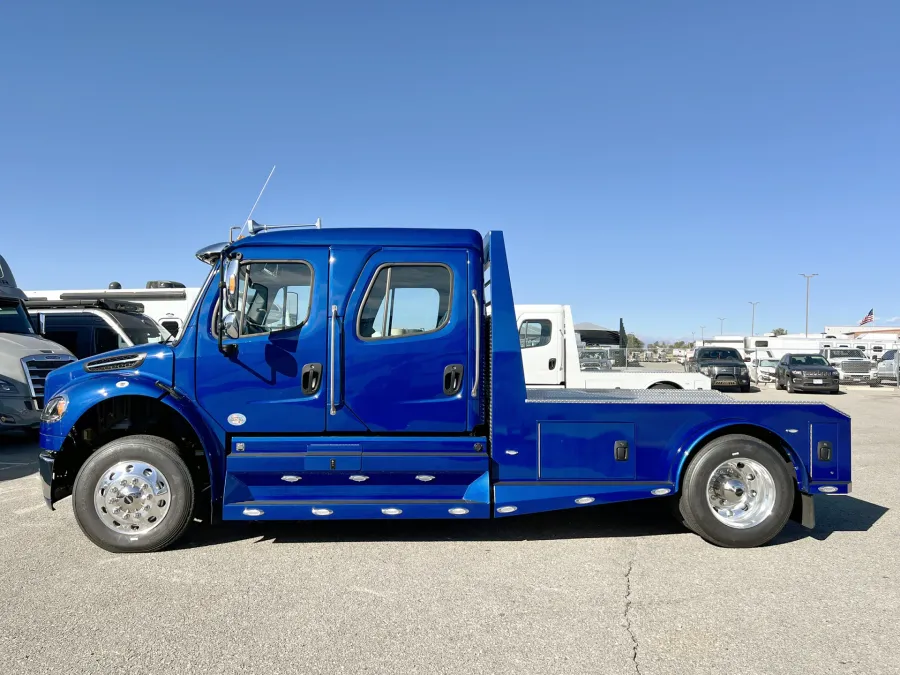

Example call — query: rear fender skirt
[671,419,809,493]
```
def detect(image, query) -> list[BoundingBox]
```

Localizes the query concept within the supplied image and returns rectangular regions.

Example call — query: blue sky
[2,1,898,340]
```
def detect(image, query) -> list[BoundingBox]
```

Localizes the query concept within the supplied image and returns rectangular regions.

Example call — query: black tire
[775,376,784,391]
[740,385,751,393]
[786,377,795,393]
[649,383,678,389]
[678,434,794,548]
[72,435,195,553]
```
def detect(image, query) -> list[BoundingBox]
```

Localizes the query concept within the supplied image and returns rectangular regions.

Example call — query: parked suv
[775,353,840,394]
[24,299,172,360]
[687,347,751,392]
[819,347,876,385]
[874,349,898,385]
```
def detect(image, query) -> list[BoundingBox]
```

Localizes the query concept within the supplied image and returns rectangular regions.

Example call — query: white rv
[515,304,710,390]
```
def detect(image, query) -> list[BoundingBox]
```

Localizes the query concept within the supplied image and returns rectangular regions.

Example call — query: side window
[358,265,452,339]
[519,319,552,349]
[235,262,313,337]
[93,326,123,354]
[160,319,181,338]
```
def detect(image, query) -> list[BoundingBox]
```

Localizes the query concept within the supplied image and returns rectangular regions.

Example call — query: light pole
[700,326,705,345]
[748,301,759,336]
[718,317,726,334]
[799,274,818,337]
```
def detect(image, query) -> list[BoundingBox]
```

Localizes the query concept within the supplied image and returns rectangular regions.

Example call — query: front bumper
[837,372,873,383]
[707,372,751,388]
[39,452,55,508]
[0,396,41,430]
[791,377,840,392]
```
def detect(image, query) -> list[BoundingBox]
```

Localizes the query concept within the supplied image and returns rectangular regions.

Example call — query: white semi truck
[0,255,75,432]
[515,304,711,390]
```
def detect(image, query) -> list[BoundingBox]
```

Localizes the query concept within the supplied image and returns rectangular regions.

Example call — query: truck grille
[21,355,76,409]
[841,361,871,374]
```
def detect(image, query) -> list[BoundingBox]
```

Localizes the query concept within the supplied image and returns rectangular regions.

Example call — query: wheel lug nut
[747,474,755,481]
[120,480,128,486]
[751,490,757,497]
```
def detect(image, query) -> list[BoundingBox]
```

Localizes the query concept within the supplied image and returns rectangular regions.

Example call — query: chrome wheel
[706,458,776,529]
[93,461,171,535]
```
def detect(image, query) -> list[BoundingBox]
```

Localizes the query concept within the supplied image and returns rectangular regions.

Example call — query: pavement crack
[624,554,642,675]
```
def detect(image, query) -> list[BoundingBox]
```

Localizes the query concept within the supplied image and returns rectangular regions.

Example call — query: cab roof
[229,227,485,252]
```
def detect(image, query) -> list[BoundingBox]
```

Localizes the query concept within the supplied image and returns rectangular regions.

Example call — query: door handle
[301,363,323,395]
[330,305,338,415]
[614,440,629,461]
[549,358,557,370]
[443,364,464,395]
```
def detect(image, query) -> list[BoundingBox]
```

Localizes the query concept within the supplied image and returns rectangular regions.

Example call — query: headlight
[739,366,748,374]
[0,378,17,394]
[791,370,804,377]
[41,395,68,423]
[699,366,711,375]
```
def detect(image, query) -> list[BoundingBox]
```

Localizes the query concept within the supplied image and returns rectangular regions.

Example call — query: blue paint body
[39,227,852,526]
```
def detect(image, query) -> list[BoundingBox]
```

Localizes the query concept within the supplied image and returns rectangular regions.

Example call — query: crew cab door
[517,311,563,386]
[194,247,329,433]
[337,249,471,433]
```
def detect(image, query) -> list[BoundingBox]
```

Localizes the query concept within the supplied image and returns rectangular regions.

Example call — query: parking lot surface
[1,386,897,675]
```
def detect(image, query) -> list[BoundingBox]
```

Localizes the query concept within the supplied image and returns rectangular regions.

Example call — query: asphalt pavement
[0,386,896,675]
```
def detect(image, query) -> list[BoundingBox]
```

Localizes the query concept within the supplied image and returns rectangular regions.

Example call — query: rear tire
[649,383,678,389]
[678,434,794,548]
[72,435,195,553]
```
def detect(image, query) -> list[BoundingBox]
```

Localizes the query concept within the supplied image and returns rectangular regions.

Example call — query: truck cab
[36,227,851,553]
[0,254,75,432]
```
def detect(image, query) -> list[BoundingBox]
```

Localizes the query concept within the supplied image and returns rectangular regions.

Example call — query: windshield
[829,349,865,359]
[698,348,742,361]
[790,355,829,366]
[109,311,172,345]
[0,299,35,335]
[759,360,779,368]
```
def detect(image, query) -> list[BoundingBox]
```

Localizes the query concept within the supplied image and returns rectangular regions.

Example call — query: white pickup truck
[515,304,711,390]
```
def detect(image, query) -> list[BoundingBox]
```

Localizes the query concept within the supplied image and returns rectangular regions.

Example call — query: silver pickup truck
[874,349,898,385]
[820,347,877,385]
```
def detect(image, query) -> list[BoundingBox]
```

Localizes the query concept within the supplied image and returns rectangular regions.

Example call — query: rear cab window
[357,264,452,339]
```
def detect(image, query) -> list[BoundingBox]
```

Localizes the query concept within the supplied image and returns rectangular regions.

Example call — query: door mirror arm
[217,259,239,356]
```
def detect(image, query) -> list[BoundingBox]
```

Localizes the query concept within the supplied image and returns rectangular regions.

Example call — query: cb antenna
[234,165,276,241]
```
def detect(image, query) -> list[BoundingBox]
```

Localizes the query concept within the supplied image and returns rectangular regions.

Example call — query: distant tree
[673,340,686,349]
[627,334,645,349]
[772,328,788,336]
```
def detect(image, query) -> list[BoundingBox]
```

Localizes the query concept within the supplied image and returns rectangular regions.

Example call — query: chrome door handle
[330,304,338,415]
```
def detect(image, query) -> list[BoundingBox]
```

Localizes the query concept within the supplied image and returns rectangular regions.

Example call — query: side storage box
[539,422,636,480]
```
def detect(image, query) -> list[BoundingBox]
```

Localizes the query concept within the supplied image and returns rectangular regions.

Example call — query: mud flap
[791,492,815,529]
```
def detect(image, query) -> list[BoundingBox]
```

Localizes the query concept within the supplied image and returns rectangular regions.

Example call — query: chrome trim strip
[471,289,480,397]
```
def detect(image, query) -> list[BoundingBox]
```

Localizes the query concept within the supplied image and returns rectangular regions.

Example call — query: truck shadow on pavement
[179,495,888,549]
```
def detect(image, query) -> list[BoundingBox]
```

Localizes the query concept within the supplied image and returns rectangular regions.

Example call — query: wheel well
[52,395,209,506]
[649,381,682,389]
[676,424,797,491]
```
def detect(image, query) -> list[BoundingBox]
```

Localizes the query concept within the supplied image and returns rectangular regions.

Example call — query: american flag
[859,309,874,326]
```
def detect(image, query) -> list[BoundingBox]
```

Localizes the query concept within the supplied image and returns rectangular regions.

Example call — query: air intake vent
[83,353,147,373]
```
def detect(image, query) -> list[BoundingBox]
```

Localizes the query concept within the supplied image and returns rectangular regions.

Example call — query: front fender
[39,372,226,513]
[669,418,809,493]
[40,373,166,449]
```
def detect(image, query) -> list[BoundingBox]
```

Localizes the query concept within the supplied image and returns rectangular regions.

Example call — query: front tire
[72,435,195,553]
[786,378,795,393]
[678,435,794,548]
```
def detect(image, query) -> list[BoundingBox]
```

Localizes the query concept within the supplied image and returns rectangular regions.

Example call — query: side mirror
[222,312,241,340]
[223,258,241,313]
[38,312,46,335]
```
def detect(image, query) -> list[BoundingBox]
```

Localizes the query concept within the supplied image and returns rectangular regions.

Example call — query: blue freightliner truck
[37,225,851,552]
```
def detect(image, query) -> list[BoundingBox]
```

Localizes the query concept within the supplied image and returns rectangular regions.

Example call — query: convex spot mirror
[222,312,241,340]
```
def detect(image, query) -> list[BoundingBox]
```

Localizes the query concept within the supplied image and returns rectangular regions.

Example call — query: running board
[223,499,490,521]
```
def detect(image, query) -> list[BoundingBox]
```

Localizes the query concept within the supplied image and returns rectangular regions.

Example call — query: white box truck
[516,304,710,390]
